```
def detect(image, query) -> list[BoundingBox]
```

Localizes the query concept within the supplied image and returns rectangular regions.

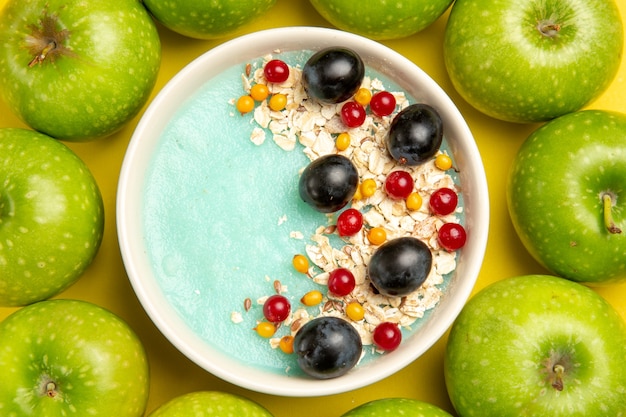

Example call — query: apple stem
[552,364,565,391]
[28,41,58,67]
[46,382,57,398]
[536,20,561,38]
[602,192,622,234]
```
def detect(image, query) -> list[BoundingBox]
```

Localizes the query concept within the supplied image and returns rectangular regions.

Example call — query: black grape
[293,316,362,379]
[368,237,433,297]
[302,47,365,104]
[387,103,443,166]
[298,154,359,213]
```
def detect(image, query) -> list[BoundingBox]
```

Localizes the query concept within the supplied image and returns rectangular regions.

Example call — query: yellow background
[1,1,625,415]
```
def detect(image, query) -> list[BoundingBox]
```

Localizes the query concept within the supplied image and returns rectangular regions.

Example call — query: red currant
[369,91,396,117]
[336,208,363,236]
[372,322,402,351]
[341,101,366,128]
[438,223,467,251]
[264,59,290,83]
[327,268,356,296]
[384,171,414,199]
[429,187,458,216]
[263,294,291,323]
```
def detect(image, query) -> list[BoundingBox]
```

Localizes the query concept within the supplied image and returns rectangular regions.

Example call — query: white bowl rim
[117,26,489,397]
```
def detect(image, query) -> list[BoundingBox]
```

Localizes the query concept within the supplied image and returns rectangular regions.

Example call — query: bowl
[117,27,489,397]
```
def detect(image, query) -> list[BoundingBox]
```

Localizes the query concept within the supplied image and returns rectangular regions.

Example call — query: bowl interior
[117,26,489,397]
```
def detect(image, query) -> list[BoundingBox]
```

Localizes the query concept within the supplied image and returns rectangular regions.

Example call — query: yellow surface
[1,1,625,415]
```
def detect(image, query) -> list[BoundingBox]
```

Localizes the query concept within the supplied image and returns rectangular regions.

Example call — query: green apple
[0,299,150,417]
[0,0,161,141]
[443,0,623,123]
[143,0,277,40]
[308,0,453,40]
[0,128,104,306]
[341,398,453,416]
[445,274,626,417]
[507,110,626,284]
[148,391,273,417]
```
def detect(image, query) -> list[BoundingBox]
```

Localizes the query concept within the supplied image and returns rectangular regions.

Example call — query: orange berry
[279,335,294,354]
[346,302,365,321]
[301,290,323,306]
[250,84,270,101]
[406,192,423,211]
[336,133,351,151]
[354,88,372,106]
[236,95,255,114]
[360,178,377,198]
[255,322,276,338]
[367,227,387,245]
[292,254,309,274]
[269,93,287,111]
[435,153,453,170]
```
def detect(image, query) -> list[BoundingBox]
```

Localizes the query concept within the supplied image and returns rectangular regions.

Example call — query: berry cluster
[238,48,466,379]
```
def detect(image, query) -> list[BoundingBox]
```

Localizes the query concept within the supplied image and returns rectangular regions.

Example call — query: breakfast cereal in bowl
[117,27,488,396]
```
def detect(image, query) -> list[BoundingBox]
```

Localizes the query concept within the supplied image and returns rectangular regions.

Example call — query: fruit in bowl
[445,274,626,416]
[117,27,488,396]
[507,110,626,284]
[308,0,454,40]
[0,128,104,307]
[293,316,363,379]
[238,48,471,379]
[0,0,161,141]
[443,0,623,123]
